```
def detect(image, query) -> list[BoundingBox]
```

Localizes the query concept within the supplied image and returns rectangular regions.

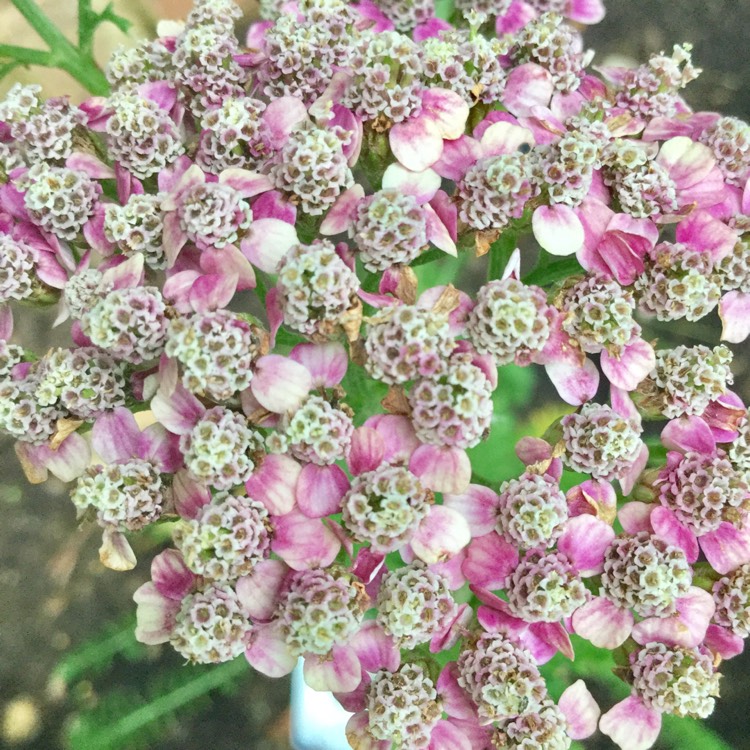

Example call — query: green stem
[8,0,111,95]
[0,43,51,67]
[522,254,583,287]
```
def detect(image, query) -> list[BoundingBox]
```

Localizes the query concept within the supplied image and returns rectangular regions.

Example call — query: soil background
[1,2,750,749]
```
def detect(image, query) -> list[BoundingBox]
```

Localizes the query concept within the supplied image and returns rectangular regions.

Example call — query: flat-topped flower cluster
[1,0,750,748]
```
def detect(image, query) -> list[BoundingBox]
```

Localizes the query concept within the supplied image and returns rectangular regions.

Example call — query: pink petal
[365,414,420,463]
[261,96,308,150]
[348,426,385,476]
[296,463,350,518]
[241,217,299,273]
[304,644,361,693]
[348,620,399,674]
[172,469,211,519]
[289,342,348,387]
[0,305,12,340]
[411,506,471,564]
[218,168,273,197]
[572,597,633,648]
[619,442,649,497]
[250,355,313,413]
[40,432,91,482]
[661,416,717,454]
[545,355,600,405]
[700,522,750,574]
[188,272,237,313]
[133,582,179,644]
[424,203,457,256]
[246,621,297,678]
[479,120,534,159]
[619,502,655,534]
[346,713,389,750]
[567,0,605,23]
[599,696,662,750]
[557,515,615,576]
[676,209,737,261]
[559,680,600,740]
[152,548,195,600]
[601,339,655,391]
[443,484,499,536]
[151,382,205,434]
[236,559,290,621]
[246,454,300,515]
[200,244,256,290]
[272,511,341,570]
[657,136,716,189]
[66,151,115,179]
[92,407,143,463]
[421,88,469,140]
[428,721,471,750]
[382,164,441,202]
[503,63,554,117]
[432,135,481,181]
[650,506,699,563]
[720,291,750,343]
[389,116,443,172]
[252,190,297,224]
[632,587,714,649]
[409,444,471,493]
[533,204,585,256]
[462,533,519,589]
[704,624,745,660]
[319,185,364,235]
[567,479,617,520]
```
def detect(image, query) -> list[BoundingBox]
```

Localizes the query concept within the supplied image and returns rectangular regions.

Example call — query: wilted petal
[599,696,662,750]
[572,597,633,648]
[533,205,585,256]
[559,680,600,740]
[411,505,471,564]
[296,463,350,518]
[99,528,136,571]
[250,355,313,413]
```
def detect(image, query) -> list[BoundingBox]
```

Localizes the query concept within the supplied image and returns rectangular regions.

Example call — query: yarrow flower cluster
[3,0,750,748]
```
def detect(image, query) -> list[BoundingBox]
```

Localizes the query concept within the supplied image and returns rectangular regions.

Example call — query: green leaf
[341,360,389,425]
[522,254,583,288]
[487,230,517,281]
[466,364,535,484]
